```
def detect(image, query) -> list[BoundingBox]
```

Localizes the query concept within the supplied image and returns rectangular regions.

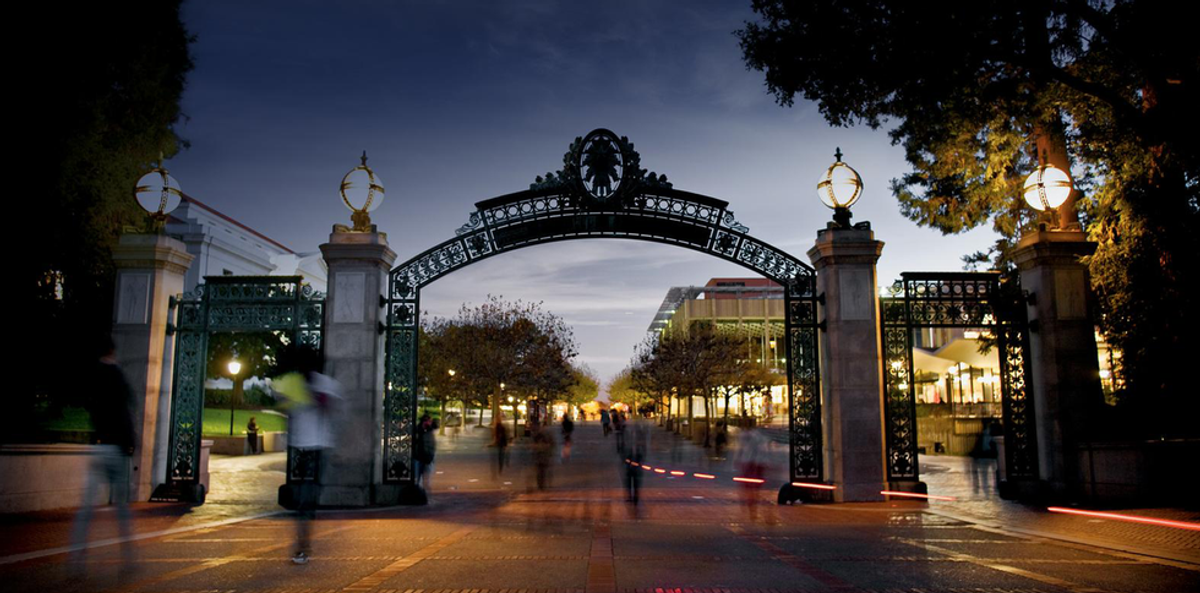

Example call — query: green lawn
[202,409,287,436]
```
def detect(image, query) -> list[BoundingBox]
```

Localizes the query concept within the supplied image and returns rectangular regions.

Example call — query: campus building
[166,194,327,292]
[649,278,788,422]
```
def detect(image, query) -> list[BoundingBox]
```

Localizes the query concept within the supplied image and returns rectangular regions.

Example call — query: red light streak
[1047,507,1200,531]
[654,468,666,474]
[670,471,685,476]
[733,477,766,484]
[630,462,640,467]
[693,473,716,479]
[880,490,957,501]
[642,465,653,471]
[791,482,837,491]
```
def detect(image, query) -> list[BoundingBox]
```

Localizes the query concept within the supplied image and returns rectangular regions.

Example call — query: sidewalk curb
[926,508,1200,569]
[0,509,283,566]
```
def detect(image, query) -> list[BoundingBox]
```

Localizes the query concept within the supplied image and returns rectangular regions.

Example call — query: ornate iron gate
[384,129,823,487]
[880,272,1037,485]
[154,276,324,502]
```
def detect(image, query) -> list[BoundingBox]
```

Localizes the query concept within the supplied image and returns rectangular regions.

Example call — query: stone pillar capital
[1013,230,1095,270]
[319,231,397,269]
[808,227,884,269]
[111,234,195,275]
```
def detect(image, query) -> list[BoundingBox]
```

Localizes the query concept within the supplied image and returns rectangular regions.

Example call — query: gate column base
[777,483,836,505]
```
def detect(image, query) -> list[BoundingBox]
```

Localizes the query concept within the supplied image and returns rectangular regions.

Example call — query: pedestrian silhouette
[70,335,136,570]
[273,344,341,565]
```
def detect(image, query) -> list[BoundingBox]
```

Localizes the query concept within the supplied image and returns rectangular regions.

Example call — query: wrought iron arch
[383,129,823,486]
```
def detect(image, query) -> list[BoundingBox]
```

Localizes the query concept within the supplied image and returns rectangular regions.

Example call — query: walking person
[560,412,575,461]
[70,336,136,570]
[414,413,437,497]
[533,427,555,489]
[614,410,626,452]
[735,425,769,520]
[274,345,341,565]
[624,412,652,504]
[493,414,509,477]
[600,408,611,437]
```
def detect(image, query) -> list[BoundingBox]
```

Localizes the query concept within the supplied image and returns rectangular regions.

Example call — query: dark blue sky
[170,0,997,387]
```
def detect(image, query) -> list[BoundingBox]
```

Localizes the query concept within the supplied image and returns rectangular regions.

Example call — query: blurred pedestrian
[714,421,728,460]
[600,408,611,437]
[415,413,437,496]
[70,336,136,569]
[273,345,341,565]
[493,414,509,476]
[560,412,575,461]
[533,427,555,489]
[735,425,769,519]
[623,412,652,504]
[614,410,626,452]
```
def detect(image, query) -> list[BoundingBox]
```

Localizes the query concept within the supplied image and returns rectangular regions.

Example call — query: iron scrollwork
[879,273,1037,483]
[165,276,325,489]
[382,129,823,486]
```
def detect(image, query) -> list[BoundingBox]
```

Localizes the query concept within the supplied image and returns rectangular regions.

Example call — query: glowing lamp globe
[227,360,242,376]
[340,151,385,231]
[816,148,863,227]
[1022,164,1072,212]
[134,168,183,225]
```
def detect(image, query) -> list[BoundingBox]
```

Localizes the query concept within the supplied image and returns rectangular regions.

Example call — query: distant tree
[563,364,600,410]
[739,1,1198,434]
[607,368,640,411]
[423,296,577,434]
[13,1,193,443]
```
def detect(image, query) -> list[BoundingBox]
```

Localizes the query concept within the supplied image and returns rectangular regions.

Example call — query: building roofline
[177,193,295,254]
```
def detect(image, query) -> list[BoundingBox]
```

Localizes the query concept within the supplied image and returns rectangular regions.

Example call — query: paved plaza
[2,421,1196,593]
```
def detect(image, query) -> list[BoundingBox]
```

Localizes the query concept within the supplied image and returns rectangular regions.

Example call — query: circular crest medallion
[578,129,624,203]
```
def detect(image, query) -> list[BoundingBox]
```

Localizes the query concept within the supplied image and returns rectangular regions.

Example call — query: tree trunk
[439,399,446,435]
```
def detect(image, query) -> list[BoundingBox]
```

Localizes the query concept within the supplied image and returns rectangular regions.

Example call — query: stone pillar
[808,227,887,502]
[318,230,396,506]
[111,234,195,502]
[1013,229,1103,495]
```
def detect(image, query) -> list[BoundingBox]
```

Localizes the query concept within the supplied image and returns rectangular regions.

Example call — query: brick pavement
[0,421,1196,592]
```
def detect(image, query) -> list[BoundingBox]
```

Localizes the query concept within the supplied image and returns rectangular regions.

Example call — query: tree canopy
[739,1,1198,431]
[419,296,578,419]
[13,1,193,442]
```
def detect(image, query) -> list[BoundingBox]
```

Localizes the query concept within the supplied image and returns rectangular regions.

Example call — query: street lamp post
[227,359,242,436]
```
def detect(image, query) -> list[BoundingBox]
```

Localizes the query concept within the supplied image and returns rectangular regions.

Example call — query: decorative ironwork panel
[786,295,822,481]
[880,272,1037,483]
[997,325,1037,478]
[164,276,324,492]
[881,293,918,479]
[167,330,206,482]
[383,328,417,481]
[288,448,320,482]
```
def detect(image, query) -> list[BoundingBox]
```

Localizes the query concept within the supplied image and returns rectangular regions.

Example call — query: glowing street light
[816,148,863,228]
[227,359,242,436]
[1023,164,1073,221]
[133,162,183,232]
